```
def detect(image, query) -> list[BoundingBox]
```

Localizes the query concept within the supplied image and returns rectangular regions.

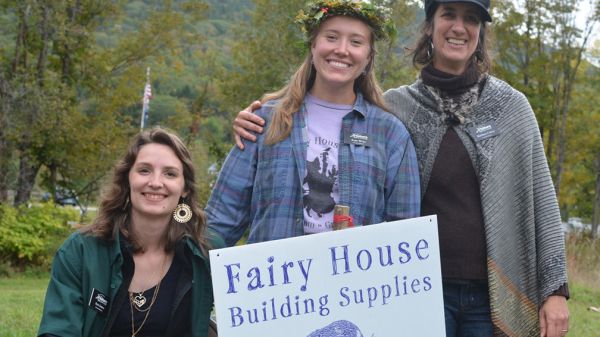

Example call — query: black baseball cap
[424,0,492,22]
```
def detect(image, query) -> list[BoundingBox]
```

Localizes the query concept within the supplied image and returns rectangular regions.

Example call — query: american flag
[140,68,152,129]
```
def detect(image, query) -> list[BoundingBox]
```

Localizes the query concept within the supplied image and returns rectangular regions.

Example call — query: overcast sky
[576,1,599,44]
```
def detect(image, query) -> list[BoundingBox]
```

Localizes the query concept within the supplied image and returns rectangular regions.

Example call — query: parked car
[563,217,598,236]
[42,187,79,207]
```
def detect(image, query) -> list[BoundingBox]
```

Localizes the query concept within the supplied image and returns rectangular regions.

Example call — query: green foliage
[492,0,600,220]
[375,0,420,90]
[493,1,562,135]
[0,0,130,205]
[189,138,221,207]
[295,0,396,41]
[204,0,252,20]
[0,0,227,206]
[219,0,306,113]
[1,0,599,226]
[0,204,78,269]
[0,261,14,278]
[560,63,600,219]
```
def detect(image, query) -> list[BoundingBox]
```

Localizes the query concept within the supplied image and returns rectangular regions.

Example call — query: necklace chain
[129,279,162,337]
[129,252,169,337]
[130,279,161,313]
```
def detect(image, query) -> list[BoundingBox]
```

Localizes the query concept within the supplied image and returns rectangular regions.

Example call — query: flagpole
[140,67,151,130]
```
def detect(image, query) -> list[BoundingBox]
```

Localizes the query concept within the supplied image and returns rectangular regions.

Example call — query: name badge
[88,288,109,316]
[467,121,499,142]
[344,132,372,147]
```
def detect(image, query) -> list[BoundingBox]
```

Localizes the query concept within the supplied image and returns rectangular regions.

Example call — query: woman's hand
[539,295,569,337]
[233,100,265,149]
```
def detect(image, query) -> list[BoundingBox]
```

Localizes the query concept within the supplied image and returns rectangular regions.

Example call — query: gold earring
[173,201,192,223]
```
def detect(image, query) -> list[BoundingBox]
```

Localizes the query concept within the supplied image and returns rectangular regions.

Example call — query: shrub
[0,203,78,270]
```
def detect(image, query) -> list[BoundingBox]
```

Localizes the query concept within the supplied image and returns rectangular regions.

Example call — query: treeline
[0,0,598,236]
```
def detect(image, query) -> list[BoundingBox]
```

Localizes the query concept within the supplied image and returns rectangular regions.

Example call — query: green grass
[0,276,49,337]
[0,274,599,336]
[0,233,597,336]
[568,283,600,336]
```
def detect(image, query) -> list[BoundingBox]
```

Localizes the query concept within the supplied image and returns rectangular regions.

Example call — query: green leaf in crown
[295,0,397,41]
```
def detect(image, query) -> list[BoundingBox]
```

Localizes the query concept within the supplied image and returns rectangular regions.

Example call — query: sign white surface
[209,215,445,337]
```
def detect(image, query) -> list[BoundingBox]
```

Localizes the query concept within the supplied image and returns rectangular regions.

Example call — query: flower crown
[296,0,396,41]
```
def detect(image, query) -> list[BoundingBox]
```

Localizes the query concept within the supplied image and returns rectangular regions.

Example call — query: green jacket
[38,231,220,337]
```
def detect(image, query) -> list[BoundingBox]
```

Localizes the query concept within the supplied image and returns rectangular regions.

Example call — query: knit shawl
[384,75,568,337]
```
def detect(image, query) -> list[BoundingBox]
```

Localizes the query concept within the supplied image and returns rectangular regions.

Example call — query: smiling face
[430,2,482,75]
[128,143,186,226]
[310,16,372,96]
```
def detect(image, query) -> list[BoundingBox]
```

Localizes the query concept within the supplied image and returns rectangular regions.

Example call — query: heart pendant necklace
[131,292,146,309]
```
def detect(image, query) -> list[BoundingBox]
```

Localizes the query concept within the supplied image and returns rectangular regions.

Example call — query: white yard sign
[209,215,445,337]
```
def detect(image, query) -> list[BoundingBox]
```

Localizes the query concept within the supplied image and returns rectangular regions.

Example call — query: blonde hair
[263,19,388,145]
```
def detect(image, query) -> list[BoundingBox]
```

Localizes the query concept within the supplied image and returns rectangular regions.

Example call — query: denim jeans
[443,280,493,337]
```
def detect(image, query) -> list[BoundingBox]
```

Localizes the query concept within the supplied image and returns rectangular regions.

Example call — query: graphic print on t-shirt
[302,94,351,234]
[303,147,337,217]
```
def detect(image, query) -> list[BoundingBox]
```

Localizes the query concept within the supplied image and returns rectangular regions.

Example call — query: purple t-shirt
[303,94,352,234]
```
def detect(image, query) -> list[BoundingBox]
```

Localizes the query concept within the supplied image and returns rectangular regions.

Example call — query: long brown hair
[82,127,208,254]
[410,3,492,74]
[263,18,388,145]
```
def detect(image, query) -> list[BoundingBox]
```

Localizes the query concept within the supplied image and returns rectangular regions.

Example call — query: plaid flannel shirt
[206,93,420,246]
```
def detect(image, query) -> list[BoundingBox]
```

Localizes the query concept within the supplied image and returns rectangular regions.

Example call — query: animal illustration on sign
[307,320,365,337]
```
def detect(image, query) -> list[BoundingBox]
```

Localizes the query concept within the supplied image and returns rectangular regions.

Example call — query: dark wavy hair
[410,3,492,74]
[82,127,208,254]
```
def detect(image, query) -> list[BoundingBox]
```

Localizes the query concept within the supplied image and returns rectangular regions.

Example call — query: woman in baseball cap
[393,1,569,336]
[424,0,492,22]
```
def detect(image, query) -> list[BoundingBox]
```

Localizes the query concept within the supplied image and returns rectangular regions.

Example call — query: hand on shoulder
[233,100,265,149]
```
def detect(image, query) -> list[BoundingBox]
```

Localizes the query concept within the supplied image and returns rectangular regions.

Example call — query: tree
[560,60,600,237]
[0,0,124,206]
[0,0,211,207]
[0,68,10,203]
[493,0,599,206]
[582,41,600,238]
[594,150,600,239]
[375,0,420,90]
[219,0,306,114]
[592,41,600,239]
[547,0,598,197]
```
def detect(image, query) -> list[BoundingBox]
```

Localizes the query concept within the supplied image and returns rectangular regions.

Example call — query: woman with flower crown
[231,0,569,336]
[205,0,420,247]
[38,127,221,337]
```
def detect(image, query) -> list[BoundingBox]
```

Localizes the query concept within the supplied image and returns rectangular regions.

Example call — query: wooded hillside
[0,0,598,235]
